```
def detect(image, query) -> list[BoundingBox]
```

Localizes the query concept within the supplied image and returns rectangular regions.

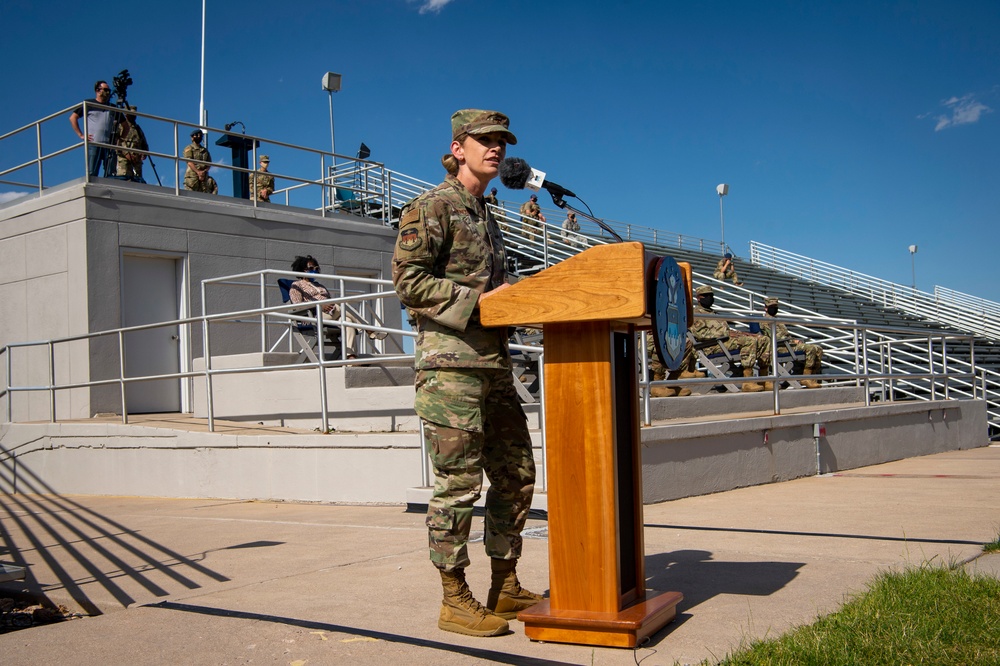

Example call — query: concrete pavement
[2,445,999,665]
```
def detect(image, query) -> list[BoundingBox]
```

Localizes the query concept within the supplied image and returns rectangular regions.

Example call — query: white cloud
[412,0,455,14]
[0,191,27,204]
[933,93,992,131]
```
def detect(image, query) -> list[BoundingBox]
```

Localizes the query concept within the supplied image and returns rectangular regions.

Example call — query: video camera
[112,69,133,107]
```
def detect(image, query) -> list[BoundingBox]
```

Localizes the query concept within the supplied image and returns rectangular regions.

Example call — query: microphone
[499,157,576,198]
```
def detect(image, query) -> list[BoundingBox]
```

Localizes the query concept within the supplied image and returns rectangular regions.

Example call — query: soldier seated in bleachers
[682,285,772,392]
[762,297,823,388]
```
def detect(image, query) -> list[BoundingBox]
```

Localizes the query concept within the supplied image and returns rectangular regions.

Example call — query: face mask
[766,305,778,316]
[307,267,319,274]
[698,295,714,309]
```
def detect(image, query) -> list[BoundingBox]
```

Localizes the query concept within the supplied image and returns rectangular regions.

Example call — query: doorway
[121,254,183,413]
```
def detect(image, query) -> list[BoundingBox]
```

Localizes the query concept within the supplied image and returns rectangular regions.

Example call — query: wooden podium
[480,242,683,648]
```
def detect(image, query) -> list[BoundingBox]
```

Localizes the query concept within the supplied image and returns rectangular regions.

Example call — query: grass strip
[712,564,1000,666]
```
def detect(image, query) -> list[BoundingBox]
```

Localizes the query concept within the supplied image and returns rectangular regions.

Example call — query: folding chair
[750,322,804,388]
[277,278,341,362]
[689,331,742,393]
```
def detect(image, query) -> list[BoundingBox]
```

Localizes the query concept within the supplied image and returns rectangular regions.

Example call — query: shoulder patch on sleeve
[396,206,429,257]
[400,208,420,227]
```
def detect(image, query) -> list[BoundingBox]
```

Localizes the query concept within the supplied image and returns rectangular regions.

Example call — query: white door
[122,255,181,413]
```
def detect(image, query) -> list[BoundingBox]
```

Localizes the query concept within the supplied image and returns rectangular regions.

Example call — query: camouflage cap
[765,297,779,306]
[260,154,270,162]
[695,285,714,296]
[451,109,518,145]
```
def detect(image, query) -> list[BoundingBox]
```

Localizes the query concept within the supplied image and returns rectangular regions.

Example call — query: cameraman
[70,80,116,177]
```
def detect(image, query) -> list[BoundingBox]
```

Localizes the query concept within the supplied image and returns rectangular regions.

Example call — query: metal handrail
[749,241,1000,341]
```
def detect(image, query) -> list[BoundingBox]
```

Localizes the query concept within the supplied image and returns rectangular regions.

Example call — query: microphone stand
[545,191,624,243]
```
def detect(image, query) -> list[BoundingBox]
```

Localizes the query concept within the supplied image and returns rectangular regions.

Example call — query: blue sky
[2,1,998,301]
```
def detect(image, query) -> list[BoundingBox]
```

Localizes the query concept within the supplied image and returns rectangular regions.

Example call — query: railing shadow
[0,447,231,615]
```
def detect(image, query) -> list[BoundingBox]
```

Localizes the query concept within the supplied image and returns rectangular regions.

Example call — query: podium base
[518,590,683,648]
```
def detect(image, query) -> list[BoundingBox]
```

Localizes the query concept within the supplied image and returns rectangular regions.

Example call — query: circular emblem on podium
[652,256,688,371]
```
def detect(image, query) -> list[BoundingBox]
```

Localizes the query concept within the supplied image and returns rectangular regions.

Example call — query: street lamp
[716,183,729,252]
[321,72,342,159]
[909,244,918,290]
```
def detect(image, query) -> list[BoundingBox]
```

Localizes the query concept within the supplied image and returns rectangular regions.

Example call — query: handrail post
[315,303,330,433]
[860,327,871,406]
[202,317,215,432]
[321,154,327,216]
[36,121,44,193]
[118,330,128,424]
[48,341,56,422]
[769,320,780,414]
[928,336,936,401]
[173,123,180,196]
[259,272,267,353]
[419,418,430,487]
[942,336,949,400]
[83,102,91,183]
[5,348,11,423]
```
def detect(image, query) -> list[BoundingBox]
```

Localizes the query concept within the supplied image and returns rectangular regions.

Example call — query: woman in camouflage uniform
[392,109,541,637]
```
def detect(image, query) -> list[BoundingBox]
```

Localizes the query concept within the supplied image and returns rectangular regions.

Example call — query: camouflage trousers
[783,340,823,369]
[184,169,213,192]
[646,334,693,380]
[415,367,535,572]
[117,157,143,181]
[686,330,771,371]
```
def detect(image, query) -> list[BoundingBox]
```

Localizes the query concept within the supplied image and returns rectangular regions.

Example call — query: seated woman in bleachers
[289,255,386,358]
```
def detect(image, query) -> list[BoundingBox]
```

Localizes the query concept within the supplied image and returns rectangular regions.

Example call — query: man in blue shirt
[70,80,116,177]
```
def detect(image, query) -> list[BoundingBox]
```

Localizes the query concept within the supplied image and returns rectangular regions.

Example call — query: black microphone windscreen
[499,157,532,190]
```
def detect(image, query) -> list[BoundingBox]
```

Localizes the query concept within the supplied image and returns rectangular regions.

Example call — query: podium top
[480,242,654,327]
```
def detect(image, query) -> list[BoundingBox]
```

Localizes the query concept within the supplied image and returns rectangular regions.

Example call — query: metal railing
[749,241,1000,341]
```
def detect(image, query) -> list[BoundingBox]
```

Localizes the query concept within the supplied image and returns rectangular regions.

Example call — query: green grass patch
[984,535,1000,554]
[709,565,1000,666]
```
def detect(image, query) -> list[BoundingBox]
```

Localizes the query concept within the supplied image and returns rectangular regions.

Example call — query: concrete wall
[0,398,987,506]
[0,184,92,421]
[641,398,987,503]
[1,179,403,419]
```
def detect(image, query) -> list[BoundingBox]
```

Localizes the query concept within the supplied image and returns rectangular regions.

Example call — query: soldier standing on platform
[183,129,214,193]
[249,154,275,202]
[392,109,542,638]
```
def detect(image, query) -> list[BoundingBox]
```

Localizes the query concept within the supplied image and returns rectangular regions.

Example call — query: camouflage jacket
[183,142,211,174]
[117,122,148,159]
[249,170,275,200]
[392,176,510,370]
[763,315,790,340]
[519,200,540,222]
[690,305,729,341]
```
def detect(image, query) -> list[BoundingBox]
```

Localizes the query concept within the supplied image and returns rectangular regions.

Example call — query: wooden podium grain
[480,242,683,648]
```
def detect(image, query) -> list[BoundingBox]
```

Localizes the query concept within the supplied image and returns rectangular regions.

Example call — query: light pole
[909,244,918,290]
[716,183,729,253]
[322,72,342,160]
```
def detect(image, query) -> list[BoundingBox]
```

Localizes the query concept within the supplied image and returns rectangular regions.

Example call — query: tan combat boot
[650,386,692,397]
[802,366,822,389]
[759,366,774,391]
[679,369,706,379]
[741,368,764,392]
[438,568,508,636]
[486,558,544,620]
